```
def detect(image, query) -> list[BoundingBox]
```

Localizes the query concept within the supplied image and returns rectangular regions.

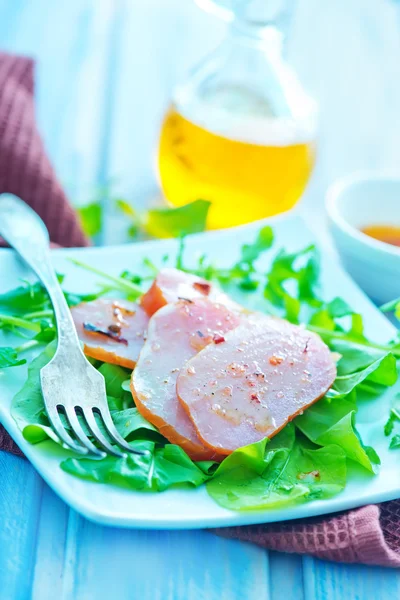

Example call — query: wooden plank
[269,552,304,600]
[2,1,400,599]
[289,0,400,235]
[303,555,400,600]
[0,0,119,225]
[0,452,44,599]
[30,485,70,600]
[62,523,270,600]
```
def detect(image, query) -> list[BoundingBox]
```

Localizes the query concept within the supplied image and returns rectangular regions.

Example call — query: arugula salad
[1,226,399,512]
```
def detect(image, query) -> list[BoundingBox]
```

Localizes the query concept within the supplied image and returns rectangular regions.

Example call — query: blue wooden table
[1,1,400,598]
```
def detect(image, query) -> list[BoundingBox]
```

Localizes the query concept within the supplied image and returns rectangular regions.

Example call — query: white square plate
[0,215,399,529]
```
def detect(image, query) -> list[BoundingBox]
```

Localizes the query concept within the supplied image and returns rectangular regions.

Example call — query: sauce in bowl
[361,225,400,247]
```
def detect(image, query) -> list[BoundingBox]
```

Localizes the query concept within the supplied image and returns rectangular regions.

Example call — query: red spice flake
[213,334,225,344]
[193,281,211,296]
[251,393,261,403]
[269,355,283,366]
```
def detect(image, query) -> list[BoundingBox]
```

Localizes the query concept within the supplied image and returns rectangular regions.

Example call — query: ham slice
[71,298,149,369]
[177,316,336,455]
[140,267,234,317]
[130,298,241,461]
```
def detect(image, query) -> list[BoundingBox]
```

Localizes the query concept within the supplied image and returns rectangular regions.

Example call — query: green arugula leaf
[116,199,211,239]
[206,424,346,510]
[145,200,211,238]
[64,291,104,307]
[0,277,97,314]
[115,199,137,219]
[295,396,380,473]
[390,435,400,449]
[384,408,400,437]
[381,297,400,321]
[383,395,400,442]
[308,325,400,360]
[69,259,143,300]
[264,244,322,321]
[108,408,161,441]
[240,226,274,265]
[329,339,388,376]
[297,250,320,304]
[61,440,211,491]
[77,202,102,238]
[33,320,56,343]
[11,342,60,444]
[327,353,398,399]
[98,363,131,399]
[0,281,51,312]
[7,224,396,512]
[309,309,335,331]
[0,347,26,369]
[326,297,354,318]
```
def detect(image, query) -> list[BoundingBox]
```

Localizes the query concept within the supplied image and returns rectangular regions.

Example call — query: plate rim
[1,213,399,529]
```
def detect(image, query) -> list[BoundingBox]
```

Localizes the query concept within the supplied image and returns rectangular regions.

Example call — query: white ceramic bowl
[326,172,400,305]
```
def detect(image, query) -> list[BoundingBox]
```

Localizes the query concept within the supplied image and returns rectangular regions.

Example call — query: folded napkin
[0,52,399,569]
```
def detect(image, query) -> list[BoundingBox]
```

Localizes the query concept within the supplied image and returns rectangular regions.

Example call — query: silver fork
[0,194,143,459]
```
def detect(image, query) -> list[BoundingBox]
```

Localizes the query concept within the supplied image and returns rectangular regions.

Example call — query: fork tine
[45,406,89,455]
[79,408,127,458]
[64,407,106,458]
[94,407,145,455]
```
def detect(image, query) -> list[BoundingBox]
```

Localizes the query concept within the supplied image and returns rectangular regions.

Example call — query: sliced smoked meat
[177,315,336,455]
[71,298,149,369]
[130,298,241,461]
[140,267,234,317]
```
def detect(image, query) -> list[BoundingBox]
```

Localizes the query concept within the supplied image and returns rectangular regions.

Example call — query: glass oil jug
[158,0,317,230]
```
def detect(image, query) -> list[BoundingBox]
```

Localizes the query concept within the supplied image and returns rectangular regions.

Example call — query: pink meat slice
[177,315,337,455]
[140,267,237,317]
[71,298,149,369]
[130,298,241,461]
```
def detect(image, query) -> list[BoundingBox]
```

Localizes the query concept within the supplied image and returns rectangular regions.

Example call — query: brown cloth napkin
[0,52,399,569]
[0,52,87,452]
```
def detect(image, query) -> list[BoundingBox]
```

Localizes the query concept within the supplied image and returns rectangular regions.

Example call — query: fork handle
[0,194,82,352]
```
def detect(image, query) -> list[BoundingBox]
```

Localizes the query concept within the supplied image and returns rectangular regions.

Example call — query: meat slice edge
[71,298,149,369]
[130,298,241,461]
[177,316,337,454]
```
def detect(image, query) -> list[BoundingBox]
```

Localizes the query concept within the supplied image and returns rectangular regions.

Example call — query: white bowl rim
[326,170,400,258]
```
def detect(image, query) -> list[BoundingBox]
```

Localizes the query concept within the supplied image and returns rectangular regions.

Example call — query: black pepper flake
[178,297,194,303]
[83,322,128,345]
[197,330,205,338]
